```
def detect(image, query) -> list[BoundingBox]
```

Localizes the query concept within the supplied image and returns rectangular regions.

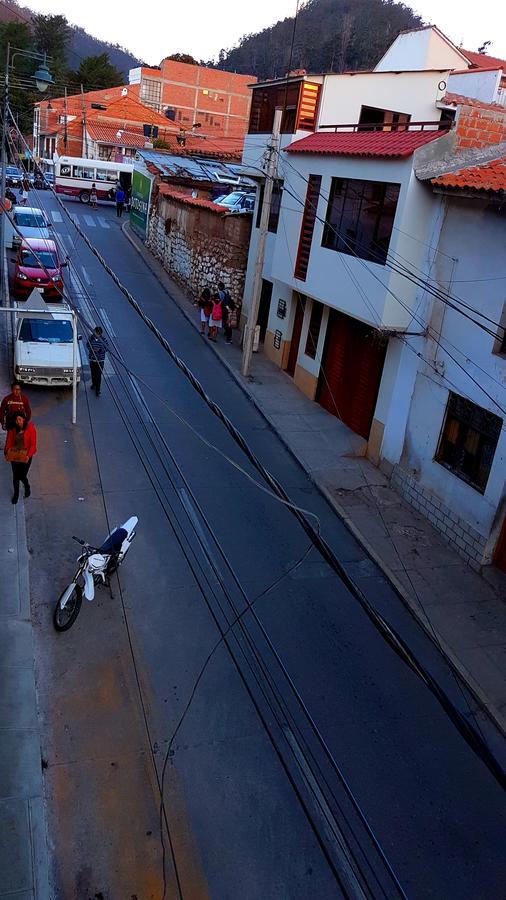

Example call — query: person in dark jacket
[4,414,37,504]
[0,381,31,430]
[218,281,236,344]
[86,326,109,397]
[115,187,126,218]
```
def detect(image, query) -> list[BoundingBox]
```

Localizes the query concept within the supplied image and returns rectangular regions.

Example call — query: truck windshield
[19,319,72,343]
[14,213,47,228]
[20,250,57,269]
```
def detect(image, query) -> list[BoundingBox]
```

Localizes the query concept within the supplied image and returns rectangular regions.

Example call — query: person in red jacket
[4,414,37,504]
[0,382,31,430]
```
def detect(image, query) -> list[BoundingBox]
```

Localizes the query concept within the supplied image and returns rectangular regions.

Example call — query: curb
[121,221,506,737]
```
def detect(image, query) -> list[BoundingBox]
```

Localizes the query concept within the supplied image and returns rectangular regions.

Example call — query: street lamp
[0,45,53,292]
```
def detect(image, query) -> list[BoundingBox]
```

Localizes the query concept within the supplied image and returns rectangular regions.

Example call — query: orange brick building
[129,60,255,137]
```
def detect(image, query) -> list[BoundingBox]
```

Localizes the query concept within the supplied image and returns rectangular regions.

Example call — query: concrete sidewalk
[0,291,50,897]
[124,223,506,735]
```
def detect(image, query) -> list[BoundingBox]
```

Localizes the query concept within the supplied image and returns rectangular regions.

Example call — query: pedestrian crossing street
[49,209,111,229]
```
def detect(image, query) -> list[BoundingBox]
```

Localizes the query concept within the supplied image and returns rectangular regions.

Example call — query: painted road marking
[80,265,91,286]
[83,215,96,227]
[98,217,110,229]
[51,210,63,223]
[99,307,116,337]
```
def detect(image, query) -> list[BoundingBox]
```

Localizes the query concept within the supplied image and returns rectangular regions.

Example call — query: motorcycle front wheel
[53,584,83,631]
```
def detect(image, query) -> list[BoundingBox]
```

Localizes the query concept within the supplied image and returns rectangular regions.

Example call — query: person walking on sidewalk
[115,187,126,218]
[218,281,236,344]
[1,381,31,431]
[208,291,223,342]
[90,183,98,209]
[4,414,37,504]
[87,326,109,397]
[196,287,212,335]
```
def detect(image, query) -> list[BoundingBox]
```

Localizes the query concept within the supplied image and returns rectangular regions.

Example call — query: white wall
[318,71,448,126]
[268,150,436,329]
[400,196,506,541]
[375,28,467,72]
[448,69,502,104]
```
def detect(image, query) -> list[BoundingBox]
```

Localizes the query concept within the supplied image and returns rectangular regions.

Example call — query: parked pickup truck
[14,300,81,387]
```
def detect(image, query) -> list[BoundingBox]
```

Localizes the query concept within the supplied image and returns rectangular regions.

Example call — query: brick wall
[391,465,489,569]
[146,193,251,308]
[156,60,255,138]
[455,105,506,150]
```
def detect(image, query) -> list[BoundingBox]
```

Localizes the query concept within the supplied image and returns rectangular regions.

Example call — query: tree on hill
[166,52,199,65]
[70,52,124,91]
[213,0,424,79]
[0,20,37,133]
[32,13,70,85]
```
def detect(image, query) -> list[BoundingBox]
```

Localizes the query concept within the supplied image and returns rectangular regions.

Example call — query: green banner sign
[130,168,153,237]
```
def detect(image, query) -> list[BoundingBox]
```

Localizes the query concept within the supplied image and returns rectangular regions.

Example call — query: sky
[24,0,506,66]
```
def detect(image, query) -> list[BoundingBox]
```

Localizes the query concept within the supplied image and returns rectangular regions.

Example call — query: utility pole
[64,86,68,152]
[0,43,10,297]
[241,106,282,378]
[81,84,88,158]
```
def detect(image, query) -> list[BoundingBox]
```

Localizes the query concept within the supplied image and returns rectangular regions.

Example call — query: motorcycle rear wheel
[53,584,83,631]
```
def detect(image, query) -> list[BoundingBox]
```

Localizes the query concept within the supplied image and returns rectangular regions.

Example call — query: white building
[240,27,506,570]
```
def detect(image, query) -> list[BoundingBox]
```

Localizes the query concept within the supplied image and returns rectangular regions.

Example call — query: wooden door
[317,310,387,440]
[286,295,306,376]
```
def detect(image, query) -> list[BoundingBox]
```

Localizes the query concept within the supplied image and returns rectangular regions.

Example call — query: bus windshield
[21,250,57,269]
[19,319,73,343]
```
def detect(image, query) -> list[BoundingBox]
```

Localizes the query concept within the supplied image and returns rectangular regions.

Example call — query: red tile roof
[461,50,506,73]
[285,129,445,158]
[431,157,506,193]
[442,92,506,112]
[157,185,228,213]
[87,122,148,148]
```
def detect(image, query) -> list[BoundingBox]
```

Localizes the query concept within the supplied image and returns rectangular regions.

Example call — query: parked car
[10,206,52,249]
[12,238,66,300]
[5,166,23,187]
[14,300,81,387]
[214,191,256,212]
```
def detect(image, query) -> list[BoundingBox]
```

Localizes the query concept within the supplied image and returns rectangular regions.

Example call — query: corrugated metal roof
[285,129,445,158]
[136,149,255,186]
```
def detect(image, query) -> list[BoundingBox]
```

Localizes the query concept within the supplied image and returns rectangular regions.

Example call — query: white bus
[54,156,133,204]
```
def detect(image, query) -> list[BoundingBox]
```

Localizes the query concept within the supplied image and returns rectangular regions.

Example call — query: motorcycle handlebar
[72,536,85,545]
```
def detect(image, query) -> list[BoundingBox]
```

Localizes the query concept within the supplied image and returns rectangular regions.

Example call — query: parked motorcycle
[53,516,138,631]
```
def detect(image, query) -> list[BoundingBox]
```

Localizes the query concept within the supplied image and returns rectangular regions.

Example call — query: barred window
[141,78,161,106]
[436,392,502,492]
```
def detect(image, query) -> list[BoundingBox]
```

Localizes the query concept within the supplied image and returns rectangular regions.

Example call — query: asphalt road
[21,192,505,900]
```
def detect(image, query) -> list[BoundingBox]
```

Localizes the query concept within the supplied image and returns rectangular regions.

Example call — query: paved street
[13,193,505,899]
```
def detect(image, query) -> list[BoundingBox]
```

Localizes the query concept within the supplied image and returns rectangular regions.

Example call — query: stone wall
[146,192,252,306]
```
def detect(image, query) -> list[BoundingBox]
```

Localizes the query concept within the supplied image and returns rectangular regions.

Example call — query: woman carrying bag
[4,414,37,504]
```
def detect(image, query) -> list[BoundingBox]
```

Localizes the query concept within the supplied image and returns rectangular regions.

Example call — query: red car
[12,238,66,300]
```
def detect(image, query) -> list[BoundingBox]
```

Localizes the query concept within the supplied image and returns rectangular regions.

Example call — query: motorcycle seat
[99,527,127,555]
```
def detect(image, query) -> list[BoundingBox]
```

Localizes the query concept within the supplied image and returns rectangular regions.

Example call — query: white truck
[14,296,81,387]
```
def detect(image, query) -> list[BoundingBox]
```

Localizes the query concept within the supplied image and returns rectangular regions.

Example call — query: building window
[256,180,283,232]
[436,392,502,492]
[358,105,411,131]
[304,300,323,358]
[248,82,301,134]
[141,78,162,107]
[322,178,400,265]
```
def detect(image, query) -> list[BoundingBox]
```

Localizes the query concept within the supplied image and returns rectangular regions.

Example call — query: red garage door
[317,310,387,440]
